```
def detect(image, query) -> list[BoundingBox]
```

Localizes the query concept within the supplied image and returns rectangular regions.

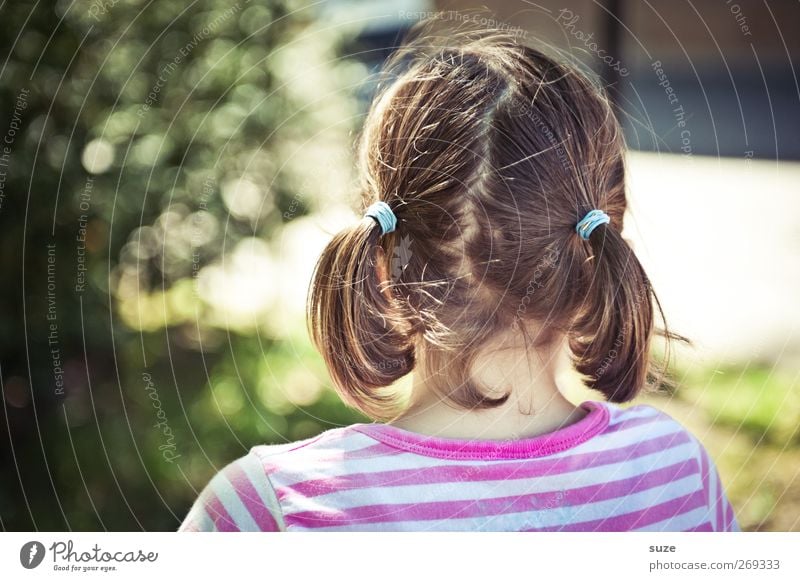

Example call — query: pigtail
[567,223,665,402]
[307,215,415,419]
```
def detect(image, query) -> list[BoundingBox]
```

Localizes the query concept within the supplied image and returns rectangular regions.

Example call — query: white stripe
[248,428,374,464]
[605,403,661,425]
[267,447,499,486]
[240,452,286,530]
[256,427,373,454]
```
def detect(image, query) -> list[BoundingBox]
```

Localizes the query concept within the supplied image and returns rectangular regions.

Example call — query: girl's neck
[389,335,587,441]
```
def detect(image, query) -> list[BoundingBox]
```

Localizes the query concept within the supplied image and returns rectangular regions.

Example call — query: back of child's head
[308,23,673,419]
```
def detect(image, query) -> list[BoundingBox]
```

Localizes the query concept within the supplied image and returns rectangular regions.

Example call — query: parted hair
[307,23,676,420]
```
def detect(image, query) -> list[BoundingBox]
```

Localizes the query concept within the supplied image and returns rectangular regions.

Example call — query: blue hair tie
[575,209,610,240]
[364,201,397,235]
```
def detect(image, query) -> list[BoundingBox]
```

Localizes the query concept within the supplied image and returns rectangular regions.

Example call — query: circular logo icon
[20,541,46,569]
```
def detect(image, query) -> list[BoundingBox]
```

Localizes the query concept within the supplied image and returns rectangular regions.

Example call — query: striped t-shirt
[178,400,739,532]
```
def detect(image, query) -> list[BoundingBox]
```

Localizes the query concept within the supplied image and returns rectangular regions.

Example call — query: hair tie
[364,201,397,235]
[575,209,610,240]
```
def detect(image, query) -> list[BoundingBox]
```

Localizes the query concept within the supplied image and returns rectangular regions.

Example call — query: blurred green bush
[0,0,366,531]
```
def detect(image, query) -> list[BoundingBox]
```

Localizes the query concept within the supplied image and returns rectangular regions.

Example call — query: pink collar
[351,400,610,460]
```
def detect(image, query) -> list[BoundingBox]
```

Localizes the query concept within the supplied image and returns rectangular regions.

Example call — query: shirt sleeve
[178,449,286,532]
[693,436,739,532]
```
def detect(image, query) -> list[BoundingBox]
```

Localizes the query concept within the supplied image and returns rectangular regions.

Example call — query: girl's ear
[375,246,393,302]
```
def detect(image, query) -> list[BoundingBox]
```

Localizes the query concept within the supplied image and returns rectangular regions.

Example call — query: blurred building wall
[433,0,800,160]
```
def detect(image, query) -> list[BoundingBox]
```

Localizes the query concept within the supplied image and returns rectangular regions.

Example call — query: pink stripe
[603,414,670,435]
[526,490,707,531]
[714,473,724,531]
[225,463,280,531]
[204,492,240,532]
[284,458,699,529]
[280,430,692,499]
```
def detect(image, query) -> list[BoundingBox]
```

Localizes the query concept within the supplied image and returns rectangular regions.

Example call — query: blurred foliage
[0,0,367,531]
[678,365,800,447]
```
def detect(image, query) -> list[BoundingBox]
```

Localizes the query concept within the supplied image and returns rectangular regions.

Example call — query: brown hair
[307,24,677,420]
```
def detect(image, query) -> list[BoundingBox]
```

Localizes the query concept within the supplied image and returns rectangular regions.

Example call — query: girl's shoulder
[249,402,701,464]
[602,400,695,435]
[246,423,397,486]
[249,422,380,462]
[588,401,739,531]
[179,424,372,532]
[595,400,716,472]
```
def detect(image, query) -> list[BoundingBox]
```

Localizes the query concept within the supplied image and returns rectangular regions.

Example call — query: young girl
[179,26,738,532]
